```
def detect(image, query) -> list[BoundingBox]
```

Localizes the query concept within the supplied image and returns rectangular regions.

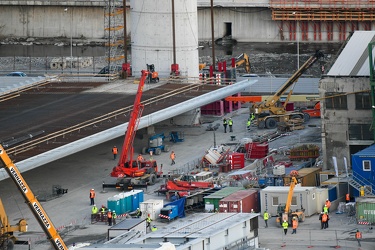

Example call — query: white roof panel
[328,31,375,76]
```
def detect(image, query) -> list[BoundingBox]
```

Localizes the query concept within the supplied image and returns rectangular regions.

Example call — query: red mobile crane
[110,70,161,189]
[0,145,68,250]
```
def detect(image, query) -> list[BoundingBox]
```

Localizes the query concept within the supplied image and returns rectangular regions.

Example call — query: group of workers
[91,204,117,226]
[223,114,255,133]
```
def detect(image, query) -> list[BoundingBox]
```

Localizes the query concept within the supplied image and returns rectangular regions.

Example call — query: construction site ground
[1,80,374,249]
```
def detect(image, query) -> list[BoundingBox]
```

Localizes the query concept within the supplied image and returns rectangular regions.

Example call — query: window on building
[272,197,279,206]
[325,92,347,109]
[291,196,297,206]
[363,160,371,171]
[349,124,374,140]
[355,92,371,110]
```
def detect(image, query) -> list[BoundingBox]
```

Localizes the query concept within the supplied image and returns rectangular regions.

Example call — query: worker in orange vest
[170,151,176,165]
[291,217,298,234]
[107,209,113,226]
[346,193,350,203]
[355,229,362,247]
[89,188,95,205]
[137,154,144,167]
[325,199,331,213]
[322,212,329,229]
[112,146,118,160]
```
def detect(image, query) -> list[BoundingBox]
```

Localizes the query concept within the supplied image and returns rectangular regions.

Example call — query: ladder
[245,143,254,160]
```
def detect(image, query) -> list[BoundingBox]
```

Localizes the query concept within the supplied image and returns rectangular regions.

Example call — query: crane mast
[0,145,68,250]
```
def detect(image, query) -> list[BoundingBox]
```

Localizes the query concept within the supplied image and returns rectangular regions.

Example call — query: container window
[272,197,279,206]
[312,193,315,200]
[363,160,371,171]
[291,196,297,206]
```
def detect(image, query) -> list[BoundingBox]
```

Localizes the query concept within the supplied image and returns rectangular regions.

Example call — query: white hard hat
[109,209,111,211]
[284,220,286,222]
[326,198,329,200]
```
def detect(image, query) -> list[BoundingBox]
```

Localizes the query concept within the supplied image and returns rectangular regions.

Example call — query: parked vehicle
[6,72,27,77]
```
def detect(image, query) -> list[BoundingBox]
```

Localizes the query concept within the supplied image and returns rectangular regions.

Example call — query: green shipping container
[355,197,375,224]
[204,187,244,210]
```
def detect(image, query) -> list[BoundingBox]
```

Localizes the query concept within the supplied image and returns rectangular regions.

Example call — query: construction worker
[112,146,118,160]
[107,209,112,226]
[319,212,324,229]
[346,193,350,203]
[263,210,269,228]
[250,209,255,213]
[89,188,95,205]
[137,154,144,168]
[228,118,233,132]
[151,225,158,232]
[112,210,117,225]
[91,204,98,222]
[322,212,328,229]
[291,217,298,234]
[355,229,362,247]
[282,220,288,235]
[325,199,331,213]
[146,214,152,230]
[250,113,255,122]
[223,118,228,133]
[100,205,107,222]
[170,151,176,165]
[246,118,251,131]
[135,208,142,218]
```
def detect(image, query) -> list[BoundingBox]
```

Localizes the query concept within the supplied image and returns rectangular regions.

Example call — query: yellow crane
[0,145,68,250]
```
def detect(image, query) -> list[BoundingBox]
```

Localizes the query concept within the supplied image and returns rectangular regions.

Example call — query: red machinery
[110,70,161,186]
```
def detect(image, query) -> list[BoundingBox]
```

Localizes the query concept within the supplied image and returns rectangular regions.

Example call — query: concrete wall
[319,77,373,171]
[0,6,106,39]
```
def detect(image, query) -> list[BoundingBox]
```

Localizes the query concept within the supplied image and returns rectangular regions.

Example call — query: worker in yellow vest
[282,220,288,235]
[263,210,269,228]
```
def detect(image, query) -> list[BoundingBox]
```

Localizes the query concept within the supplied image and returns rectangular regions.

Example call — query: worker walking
[91,204,98,222]
[282,220,288,235]
[325,199,331,213]
[170,151,176,165]
[355,229,362,247]
[291,217,298,234]
[146,214,152,231]
[263,210,269,228]
[223,118,228,133]
[112,146,118,160]
[89,188,95,205]
[228,118,233,132]
[107,209,113,226]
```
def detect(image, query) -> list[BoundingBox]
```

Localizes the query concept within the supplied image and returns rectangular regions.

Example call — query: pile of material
[277,118,305,132]
[289,144,320,160]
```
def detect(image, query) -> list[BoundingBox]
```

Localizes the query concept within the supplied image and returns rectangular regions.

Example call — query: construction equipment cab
[146,64,159,83]
[250,50,323,129]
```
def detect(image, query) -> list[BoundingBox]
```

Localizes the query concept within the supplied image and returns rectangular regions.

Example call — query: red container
[219,164,231,173]
[219,189,259,213]
[227,152,245,170]
[245,142,269,159]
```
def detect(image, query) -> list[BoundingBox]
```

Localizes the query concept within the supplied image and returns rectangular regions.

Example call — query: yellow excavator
[235,53,251,73]
[0,198,28,249]
[275,174,305,227]
[250,50,324,129]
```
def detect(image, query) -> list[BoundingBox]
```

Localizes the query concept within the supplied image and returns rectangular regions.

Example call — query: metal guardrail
[348,172,374,196]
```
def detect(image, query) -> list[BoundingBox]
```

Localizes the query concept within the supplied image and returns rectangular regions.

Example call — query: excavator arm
[0,145,67,250]
[235,53,251,73]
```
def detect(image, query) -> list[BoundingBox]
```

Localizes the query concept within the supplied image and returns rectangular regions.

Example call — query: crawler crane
[0,145,68,250]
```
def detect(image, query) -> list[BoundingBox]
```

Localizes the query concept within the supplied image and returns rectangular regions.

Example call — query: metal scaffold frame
[104,0,125,75]
[270,0,375,42]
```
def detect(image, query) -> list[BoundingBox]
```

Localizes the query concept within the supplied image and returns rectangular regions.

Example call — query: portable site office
[260,186,318,216]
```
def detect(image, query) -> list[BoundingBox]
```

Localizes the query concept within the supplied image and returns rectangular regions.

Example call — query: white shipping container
[140,199,164,220]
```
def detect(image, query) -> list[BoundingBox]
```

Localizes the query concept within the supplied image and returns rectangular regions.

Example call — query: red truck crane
[110,70,161,190]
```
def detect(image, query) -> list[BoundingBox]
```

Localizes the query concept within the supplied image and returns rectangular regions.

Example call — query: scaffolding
[270,0,375,42]
[104,0,125,75]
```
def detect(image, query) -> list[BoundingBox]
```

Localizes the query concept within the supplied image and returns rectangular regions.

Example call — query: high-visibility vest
[112,212,117,219]
[322,214,328,222]
[92,206,98,214]
[170,153,175,160]
[137,155,144,161]
[263,212,269,220]
[292,220,298,229]
[346,193,350,201]
[112,147,118,154]
[107,211,112,218]
[355,231,362,239]
[223,119,227,125]
[323,206,328,213]
[228,119,233,125]
[282,222,288,229]
[146,217,152,223]
[90,190,95,198]
[247,120,251,126]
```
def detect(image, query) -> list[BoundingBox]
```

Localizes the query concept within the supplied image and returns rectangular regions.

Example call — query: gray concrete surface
[1,108,373,250]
